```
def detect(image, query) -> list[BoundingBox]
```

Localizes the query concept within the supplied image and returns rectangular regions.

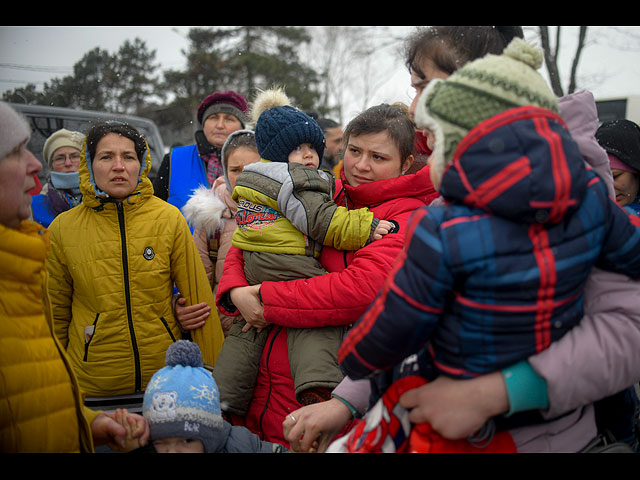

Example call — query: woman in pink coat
[395,91,640,453]
[284,28,640,454]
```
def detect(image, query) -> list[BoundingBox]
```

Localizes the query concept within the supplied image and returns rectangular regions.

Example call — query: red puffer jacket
[216,166,438,445]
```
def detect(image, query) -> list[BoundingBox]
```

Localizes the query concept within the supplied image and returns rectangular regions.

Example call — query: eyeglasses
[52,152,81,165]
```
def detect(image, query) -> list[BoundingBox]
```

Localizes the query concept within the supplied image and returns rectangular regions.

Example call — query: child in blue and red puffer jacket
[333,38,640,453]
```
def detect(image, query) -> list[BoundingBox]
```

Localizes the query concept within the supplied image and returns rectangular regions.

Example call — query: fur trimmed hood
[183,129,256,236]
[182,184,228,238]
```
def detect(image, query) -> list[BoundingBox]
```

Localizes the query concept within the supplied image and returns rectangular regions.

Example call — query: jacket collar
[340,164,436,208]
[195,130,221,157]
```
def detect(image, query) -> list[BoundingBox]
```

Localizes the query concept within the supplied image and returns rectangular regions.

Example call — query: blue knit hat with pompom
[143,340,223,453]
[250,88,325,164]
[255,105,326,163]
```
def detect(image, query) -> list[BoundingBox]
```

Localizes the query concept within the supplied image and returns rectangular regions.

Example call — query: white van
[10,103,166,183]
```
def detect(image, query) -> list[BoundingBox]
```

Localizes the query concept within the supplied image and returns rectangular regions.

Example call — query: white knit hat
[0,102,31,160]
[43,128,85,167]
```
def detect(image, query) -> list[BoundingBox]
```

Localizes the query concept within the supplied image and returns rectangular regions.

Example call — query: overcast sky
[0,26,190,91]
[2,26,640,120]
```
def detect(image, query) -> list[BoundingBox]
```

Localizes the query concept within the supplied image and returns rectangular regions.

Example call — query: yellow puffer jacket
[0,221,98,452]
[47,139,224,397]
[232,161,375,257]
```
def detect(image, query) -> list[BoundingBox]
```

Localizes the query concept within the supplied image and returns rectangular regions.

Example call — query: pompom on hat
[0,102,31,160]
[251,87,325,163]
[414,38,559,186]
[43,129,85,167]
[197,90,249,127]
[143,340,224,453]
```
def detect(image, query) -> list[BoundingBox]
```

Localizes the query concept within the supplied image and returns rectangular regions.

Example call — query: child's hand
[372,220,395,241]
[112,408,148,452]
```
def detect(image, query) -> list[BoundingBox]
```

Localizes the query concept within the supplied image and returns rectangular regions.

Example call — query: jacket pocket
[160,317,177,342]
[83,313,100,361]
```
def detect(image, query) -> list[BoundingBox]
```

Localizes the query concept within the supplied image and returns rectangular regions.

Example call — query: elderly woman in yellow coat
[0,102,146,452]
[46,121,224,398]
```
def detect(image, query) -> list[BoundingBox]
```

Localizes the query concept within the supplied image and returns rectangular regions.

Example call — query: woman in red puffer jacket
[215,103,438,446]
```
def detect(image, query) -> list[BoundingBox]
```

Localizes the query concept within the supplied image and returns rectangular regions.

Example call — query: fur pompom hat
[414,38,559,187]
[252,87,325,163]
[143,340,224,453]
[0,102,31,160]
[197,90,249,127]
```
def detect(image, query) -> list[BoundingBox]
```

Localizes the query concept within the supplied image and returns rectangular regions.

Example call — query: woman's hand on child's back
[399,372,510,440]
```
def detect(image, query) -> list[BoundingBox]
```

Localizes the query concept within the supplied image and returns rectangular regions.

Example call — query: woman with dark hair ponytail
[404,26,523,76]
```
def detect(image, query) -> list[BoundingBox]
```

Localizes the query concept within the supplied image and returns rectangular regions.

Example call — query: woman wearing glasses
[31,128,85,227]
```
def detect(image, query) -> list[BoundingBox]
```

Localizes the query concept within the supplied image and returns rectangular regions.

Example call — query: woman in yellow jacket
[0,102,147,452]
[46,121,224,398]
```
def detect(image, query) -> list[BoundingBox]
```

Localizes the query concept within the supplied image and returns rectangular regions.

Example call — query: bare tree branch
[539,26,564,96]
[568,26,588,94]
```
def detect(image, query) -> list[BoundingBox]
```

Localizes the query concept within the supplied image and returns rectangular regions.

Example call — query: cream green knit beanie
[414,38,558,187]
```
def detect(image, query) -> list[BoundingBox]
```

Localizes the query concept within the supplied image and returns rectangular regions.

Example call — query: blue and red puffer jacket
[339,106,640,382]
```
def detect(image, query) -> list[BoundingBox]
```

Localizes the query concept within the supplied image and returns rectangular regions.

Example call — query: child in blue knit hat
[115,340,287,453]
[188,88,395,417]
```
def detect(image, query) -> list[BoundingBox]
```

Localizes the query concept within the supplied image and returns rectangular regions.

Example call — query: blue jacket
[167,144,210,213]
[31,194,56,228]
[339,106,640,381]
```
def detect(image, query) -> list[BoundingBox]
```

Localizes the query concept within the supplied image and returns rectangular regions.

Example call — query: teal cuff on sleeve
[502,360,549,416]
[331,394,361,419]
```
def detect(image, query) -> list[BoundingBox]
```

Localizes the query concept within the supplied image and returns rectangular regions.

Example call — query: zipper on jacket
[258,326,283,439]
[160,317,177,342]
[340,185,352,270]
[117,202,142,392]
[83,313,100,361]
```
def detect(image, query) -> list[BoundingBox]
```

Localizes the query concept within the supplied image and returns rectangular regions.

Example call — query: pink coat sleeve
[529,268,640,418]
[528,91,640,418]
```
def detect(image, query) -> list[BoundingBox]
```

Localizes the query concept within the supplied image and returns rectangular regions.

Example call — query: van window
[596,95,640,126]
